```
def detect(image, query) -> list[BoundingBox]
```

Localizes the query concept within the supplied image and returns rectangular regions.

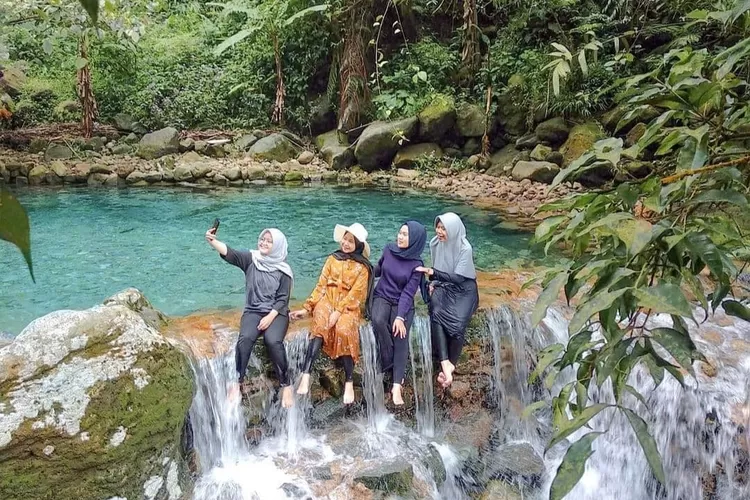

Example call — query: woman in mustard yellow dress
[291,223,373,405]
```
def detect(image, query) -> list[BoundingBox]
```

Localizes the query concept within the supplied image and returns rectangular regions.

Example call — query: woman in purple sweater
[371,220,427,405]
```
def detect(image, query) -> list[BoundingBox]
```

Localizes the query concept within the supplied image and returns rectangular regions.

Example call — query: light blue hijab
[429,212,476,279]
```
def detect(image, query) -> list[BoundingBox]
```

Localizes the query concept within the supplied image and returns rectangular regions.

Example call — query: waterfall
[188,331,314,500]
[409,316,435,437]
[483,303,750,500]
[359,323,390,432]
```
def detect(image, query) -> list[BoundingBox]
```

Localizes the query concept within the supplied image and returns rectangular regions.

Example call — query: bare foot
[227,382,240,402]
[440,360,455,388]
[392,384,404,406]
[281,386,294,408]
[343,381,355,405]
[297,373,311,395]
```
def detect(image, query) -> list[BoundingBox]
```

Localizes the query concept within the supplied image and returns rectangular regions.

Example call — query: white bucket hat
[334,223,371,259]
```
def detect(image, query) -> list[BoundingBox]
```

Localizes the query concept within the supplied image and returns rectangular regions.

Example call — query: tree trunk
[271,31,286,125]
[77,34,98,139]
[337,1,371,133]
[460,0,480,86]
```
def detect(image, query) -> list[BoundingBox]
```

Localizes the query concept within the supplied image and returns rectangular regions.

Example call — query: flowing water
[409,317,435,438]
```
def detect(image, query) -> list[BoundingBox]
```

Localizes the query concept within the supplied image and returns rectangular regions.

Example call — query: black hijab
[332,239,375,319]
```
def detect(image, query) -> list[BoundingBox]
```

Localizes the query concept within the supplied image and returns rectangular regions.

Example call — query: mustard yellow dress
[303,256,370,361]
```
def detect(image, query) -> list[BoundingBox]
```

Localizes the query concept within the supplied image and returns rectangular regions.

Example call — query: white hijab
[250,228,294,279]
[429,212,476,279]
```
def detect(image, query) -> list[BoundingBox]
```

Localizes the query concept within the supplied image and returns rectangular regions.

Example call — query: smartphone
[211,218,220,233]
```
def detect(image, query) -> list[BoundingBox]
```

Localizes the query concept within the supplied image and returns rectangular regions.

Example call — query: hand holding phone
[210,218,220,235]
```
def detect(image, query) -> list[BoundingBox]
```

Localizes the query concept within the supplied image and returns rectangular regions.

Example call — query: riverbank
[0,144,583,232]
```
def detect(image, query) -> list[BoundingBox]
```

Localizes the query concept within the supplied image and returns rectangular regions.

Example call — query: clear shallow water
[0,186,534,334]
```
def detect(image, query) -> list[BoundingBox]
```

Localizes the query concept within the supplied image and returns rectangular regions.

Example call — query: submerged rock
[353,458,414,494]
[0,289,193,500]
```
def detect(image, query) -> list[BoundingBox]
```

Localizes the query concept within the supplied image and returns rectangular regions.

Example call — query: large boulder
[560,122,605,166]
[455,103,486,138]
[0,66,26,97]
[418,96,456,142]
[511,160,560,184]
[28,165,49,185]
[308,94,337,136]
[496,92,527,136]
[44,143,73,162]
[113,113,147,135]
[137,127,180,160]
[315,130,354,171]
[234,134,259,152]
[486,144,521,177]
[0,289,193,500]
[534,117,569,145]
[392,143,442,170]
[247,133,300,162]
[354,117,419,172]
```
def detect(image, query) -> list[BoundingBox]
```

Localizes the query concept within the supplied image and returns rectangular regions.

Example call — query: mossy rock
[353,458,414,494]
[0,289,193,500]
[418,95,456,143]
[283,171,304,184]
[560,122,605,166]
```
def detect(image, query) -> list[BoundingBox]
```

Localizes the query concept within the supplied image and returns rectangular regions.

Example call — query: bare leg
[297,373,311,395]
[392,383,404,405]
[439,360,455,388]
[281,385,294,408]
[344,381,355,405]
[298,336,323,395]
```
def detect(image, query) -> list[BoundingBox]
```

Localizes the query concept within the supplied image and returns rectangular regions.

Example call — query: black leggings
[235,311,290,386]
[431,319,464,366]
[302,336,354,382]
[371,296,414,385]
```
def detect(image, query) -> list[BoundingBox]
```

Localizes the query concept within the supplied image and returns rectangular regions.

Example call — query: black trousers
[235,311,290,386]
[302,336,354,382]
[431,319,463,366]
[371,296,415,385]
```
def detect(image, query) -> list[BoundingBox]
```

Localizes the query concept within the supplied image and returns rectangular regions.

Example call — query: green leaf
[634,283,694,319]
[549,404,609,450]
[214,28,256,56]
[682,272,707,311]
[43,38,53,55]
[689,189,749,208]
[650,327,702,376]
[614,219,653,256]
[550,432,604,500]
[521,400,547,419]
[685,232,724,280]
[78,0,99,23]
[723,300,750,322]
[714,37,750,79]
[535,215,567,242]
[75,57,88,69]
[560,330,595,369]
[625,385,649,409]
[533,271,568,325]
[622,407,666,485]
[597,338,633,385]
[569,288,629,333]
[284,4,329,26]
[0,189,34,281]
[530,344,564,383]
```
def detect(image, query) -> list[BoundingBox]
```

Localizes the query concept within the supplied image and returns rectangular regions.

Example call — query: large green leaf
[550,432,604,500]
[685,232,724,279]
[535,215,567,242]
[0,189,34,282]
[560,330,595,369]
[723,300,750,322]
[714,37,750,79]
[689,189,749,208]
[549,404,609,450]
[530,343,564,383]
[569,288,629,333]
[284,4,329,25]
[78,0,98,23]
[651,327,703,376]
[622,407,666,485]
[533,271,568,325]
[214,28,258,56]
[634,283,694,319]
[615,219,653,256]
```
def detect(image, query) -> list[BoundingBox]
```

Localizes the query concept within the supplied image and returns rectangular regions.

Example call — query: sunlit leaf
[570,288,629,333]
[634,283,694,319]
[284,4,329,25]
[723,300,750,322]
[530,344,564,383]
[622,407,665,485]
[0,189,34,281]
[533,271,568,325]
[550,432,604,500]
[522,400,548,419]
[548,404,609,450]
[614,219,653,256]
[214,28,256,56]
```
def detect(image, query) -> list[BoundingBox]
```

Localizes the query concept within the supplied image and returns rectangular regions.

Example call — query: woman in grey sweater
[206,226,295,408]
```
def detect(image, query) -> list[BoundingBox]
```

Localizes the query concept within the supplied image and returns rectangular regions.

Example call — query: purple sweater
[373,247,423,318]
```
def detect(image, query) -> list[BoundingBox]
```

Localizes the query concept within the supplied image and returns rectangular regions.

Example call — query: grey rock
[392,143,442,170]
[354,117,419,172]
[113,113,147,134]
[353,458,414,494]
[247,134,300,162]
[515,134,539,150]
[297,150,315,165]
[137,127,180,160]
[511,161,560,184]
[534,117,569,145]
[44,143,73,162]
[234,134,259,152]
[315,130,354,171]
[418,97,456,142]
[224,166,242,181]
[455,103,486,137]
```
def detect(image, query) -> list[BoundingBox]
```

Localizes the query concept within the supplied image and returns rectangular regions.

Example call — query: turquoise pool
[0,186,534,335]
